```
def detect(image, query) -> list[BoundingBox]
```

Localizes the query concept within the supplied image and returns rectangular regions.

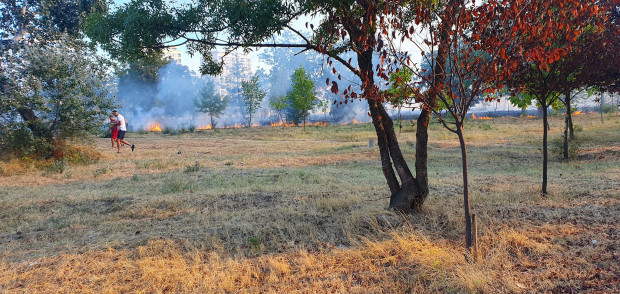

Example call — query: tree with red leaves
[378,0,612,250]
[500,0,615,194]
[554,1,620,159]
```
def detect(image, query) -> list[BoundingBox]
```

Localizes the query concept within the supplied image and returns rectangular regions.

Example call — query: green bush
[184,161,201,173]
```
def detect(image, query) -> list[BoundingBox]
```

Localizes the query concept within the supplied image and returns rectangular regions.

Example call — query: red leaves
[331,81,339,94]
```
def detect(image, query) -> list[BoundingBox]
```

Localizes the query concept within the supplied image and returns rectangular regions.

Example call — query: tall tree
[0,39,115,158]
[241,75,266,128]
[1,0,114,158]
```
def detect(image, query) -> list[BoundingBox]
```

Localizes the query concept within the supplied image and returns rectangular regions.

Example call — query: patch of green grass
[161,174,195,194]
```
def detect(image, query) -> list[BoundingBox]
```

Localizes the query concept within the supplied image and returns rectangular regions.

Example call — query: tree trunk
[563,116,569,159]
[398,105,402,135]
[346,0,456,213]
[563,91,572,159]
[542,99,549,195]
[600,92,605,123]
[456,126,472,250]
[357,48,422,213]
[568,109,574,140]
[18,107,49,139]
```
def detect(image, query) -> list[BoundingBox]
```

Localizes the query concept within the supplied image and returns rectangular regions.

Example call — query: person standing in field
[109,115,118,150]
[112,109,135,153]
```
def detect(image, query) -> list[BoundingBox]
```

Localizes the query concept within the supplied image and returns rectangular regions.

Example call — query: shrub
[551,136,580,159]
[184,161,201,173]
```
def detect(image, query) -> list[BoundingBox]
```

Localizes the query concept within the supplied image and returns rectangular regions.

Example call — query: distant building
[163,47,183,64]
[212,50,253,98]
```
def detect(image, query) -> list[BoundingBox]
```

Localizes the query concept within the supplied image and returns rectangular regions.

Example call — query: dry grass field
[1,113,619,293]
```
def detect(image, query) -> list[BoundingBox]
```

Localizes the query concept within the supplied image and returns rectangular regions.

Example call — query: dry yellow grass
[1,113,619,293]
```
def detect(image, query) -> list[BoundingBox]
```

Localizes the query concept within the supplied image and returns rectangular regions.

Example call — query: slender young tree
[241,75,266,128]
[269,95,289,125]
[195,81,229,129]
[286,67,318,131]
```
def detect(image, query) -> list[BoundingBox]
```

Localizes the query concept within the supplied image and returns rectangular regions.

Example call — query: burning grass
[0,113,619,292]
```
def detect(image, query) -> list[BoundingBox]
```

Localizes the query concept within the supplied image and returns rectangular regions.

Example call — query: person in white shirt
[112,110,135,153]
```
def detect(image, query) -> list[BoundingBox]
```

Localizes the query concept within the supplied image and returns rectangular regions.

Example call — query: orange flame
[572,110,583,115]
[148,122,162,132]
[471,114,492,120]
[520,114,536,118]
[313,121,328,126]
[196,124,212,130]
[270,121,294,127]
[353,118,359,124]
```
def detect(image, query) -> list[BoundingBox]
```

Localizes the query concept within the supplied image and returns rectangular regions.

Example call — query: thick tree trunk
[347,0,456,213]
[456,126,472,250]
[542,100,549,195]
[413,108,431,209]
[17,107,49,139]
[357,49,422,213]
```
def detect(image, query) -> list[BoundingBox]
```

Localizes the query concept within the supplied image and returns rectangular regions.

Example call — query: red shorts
[111,128,118,140]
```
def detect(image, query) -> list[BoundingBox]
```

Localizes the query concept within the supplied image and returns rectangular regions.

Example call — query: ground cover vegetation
[1,114,619,292]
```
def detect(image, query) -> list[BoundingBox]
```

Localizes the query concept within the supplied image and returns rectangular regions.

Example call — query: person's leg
[116,130,134,152]
[119,139,135,151]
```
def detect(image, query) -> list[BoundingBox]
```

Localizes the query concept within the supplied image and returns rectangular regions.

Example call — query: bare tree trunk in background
[563,91,573,159]
[600,92,605,123]
[542,99,549,195]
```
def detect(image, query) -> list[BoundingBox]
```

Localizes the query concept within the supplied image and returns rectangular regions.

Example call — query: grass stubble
[0,113,619,293]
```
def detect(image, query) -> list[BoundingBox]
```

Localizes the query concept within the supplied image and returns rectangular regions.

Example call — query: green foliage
[286,67,318,126]
[269,95,289,123]
[247,237,261,252]
[184,161,201,173]
[195,81,228,128]
[1,0,105,42]
[241,75,266,127]
[386,68,415,107]
[0,38,115,160]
